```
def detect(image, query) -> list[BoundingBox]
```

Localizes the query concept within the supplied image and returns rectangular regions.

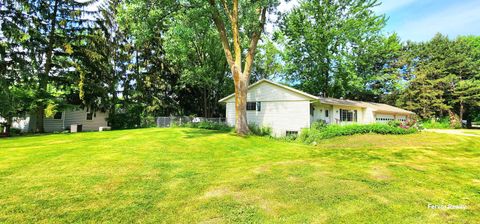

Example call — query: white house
[3,108,109,133]
[219,79,415,136]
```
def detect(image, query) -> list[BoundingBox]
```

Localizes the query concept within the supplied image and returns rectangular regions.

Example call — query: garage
[375,114,395,123]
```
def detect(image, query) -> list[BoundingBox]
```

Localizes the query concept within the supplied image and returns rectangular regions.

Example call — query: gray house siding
[10,108,108,133]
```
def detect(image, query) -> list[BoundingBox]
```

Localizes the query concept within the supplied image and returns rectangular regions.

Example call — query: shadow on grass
[0,132,60,140]
[181,128,232,139]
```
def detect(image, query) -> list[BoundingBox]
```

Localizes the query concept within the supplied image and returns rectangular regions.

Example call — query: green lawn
[0,128,479,223]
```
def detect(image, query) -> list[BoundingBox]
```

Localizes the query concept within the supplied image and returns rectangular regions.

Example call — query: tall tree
[251,38,283,82]
[117,0,181,119]
[2,0,100,132]
[164,5,232,117]
[207,0,280,135]
[280,0,386,98]
[397,34,480,121]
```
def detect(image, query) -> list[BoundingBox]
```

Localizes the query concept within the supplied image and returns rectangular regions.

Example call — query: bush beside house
[298,121,419,144]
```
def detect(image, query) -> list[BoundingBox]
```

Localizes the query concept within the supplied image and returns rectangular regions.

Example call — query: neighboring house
[219,79,415,136]
[5,108,108,133]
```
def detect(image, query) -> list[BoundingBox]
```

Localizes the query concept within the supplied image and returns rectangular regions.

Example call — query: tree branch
[231,0,241,72]
[243,7,267,76]
[220,0,232,21]
[208,0,234,67]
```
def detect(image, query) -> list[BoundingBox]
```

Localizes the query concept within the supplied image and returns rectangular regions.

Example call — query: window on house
[310,105,314,116]
[325,109,329,117]
[53,112,63,120]
[340,109,357,122]
[86,112,95,120]
[286,131,298,136]
[246,102,261,111]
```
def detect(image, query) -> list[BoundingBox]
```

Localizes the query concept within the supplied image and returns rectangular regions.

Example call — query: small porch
[310,102,367,125]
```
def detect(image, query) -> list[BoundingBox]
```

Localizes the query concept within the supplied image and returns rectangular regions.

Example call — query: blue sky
[375,0,480,41]
[277,0,480,42]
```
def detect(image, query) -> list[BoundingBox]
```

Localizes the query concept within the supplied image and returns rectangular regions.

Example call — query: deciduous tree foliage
[164,4,232,117]
[280,0,387,99]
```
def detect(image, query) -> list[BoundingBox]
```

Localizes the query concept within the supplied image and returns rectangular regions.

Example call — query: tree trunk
[459,100,464,123]
[208,0,266,135]
[203,87,208,117]
[4,117,12,137]
[233,70,249,135]
[36,0,59,133]
[35,109,45,133]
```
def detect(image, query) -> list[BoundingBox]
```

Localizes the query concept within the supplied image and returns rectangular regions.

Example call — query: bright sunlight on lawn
[0,128,479,223]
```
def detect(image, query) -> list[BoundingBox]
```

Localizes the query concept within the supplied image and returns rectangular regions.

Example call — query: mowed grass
[0,128,479,223]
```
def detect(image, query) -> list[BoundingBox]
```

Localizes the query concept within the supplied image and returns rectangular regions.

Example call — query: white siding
[224,82,312,137]
[44,117,64,132]
[312,105,333,124]
[225,82,311,103]
[363,108,376,124]
[226,101,310,136]
[64,109,108,131]
[6,109,108,133]
[226,103,236,126]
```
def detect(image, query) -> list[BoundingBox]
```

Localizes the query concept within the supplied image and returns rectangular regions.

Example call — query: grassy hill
[0,128,479,223]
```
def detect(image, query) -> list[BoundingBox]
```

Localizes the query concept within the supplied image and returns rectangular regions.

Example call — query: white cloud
[395,1,480,41]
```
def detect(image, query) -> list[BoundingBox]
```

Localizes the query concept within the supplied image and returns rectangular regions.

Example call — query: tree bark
[203,87,208,117]
[4,117,12,137]
[459,100,464,123]
[233,69,249,135]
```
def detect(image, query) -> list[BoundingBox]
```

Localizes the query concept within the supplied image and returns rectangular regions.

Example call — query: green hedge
[420,117,454,129]
[298,123,418,144]
[176,121,232,131]
[248,124,272,136]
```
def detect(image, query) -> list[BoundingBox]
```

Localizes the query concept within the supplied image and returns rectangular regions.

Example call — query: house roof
[361,102,415,115]
[218,79,318,102]
[218,79,414,115]
[317,97,414,114]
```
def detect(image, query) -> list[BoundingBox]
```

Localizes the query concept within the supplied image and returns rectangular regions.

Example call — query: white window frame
[340,109,357,122]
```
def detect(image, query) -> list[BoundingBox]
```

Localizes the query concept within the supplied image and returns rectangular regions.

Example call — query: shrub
[387,120,402,127]
[298,123,418,144]
[248,124,272,136]
[311,120,328,130]
[421,117,451,129]
[177,121,232,131]
[141,115,157,128]
[10,128,22,136]
[277,134,298,142]
[108,113,141,130]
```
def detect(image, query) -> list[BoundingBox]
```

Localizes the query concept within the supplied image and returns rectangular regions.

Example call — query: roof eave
[218,79,318,103]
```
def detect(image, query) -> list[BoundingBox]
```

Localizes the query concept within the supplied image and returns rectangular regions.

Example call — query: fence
[156,116,226,128]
